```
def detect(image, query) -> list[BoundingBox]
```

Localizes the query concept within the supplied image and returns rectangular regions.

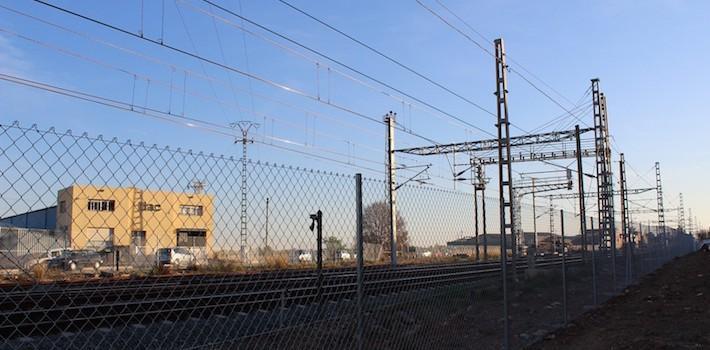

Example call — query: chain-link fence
[0,122,695,349]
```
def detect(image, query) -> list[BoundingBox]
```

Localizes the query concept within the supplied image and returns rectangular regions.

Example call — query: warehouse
[54,184,214,258]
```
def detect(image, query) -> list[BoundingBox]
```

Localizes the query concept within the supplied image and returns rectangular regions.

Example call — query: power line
[415,0,594,133]
[197,0,494,136]
[0,25,431,164]
[433,0,576,107]
[0,3,387,139]
[276,0,496,118]
[0,72,403,176]
[30,0,445,146]
[177,0,484,141]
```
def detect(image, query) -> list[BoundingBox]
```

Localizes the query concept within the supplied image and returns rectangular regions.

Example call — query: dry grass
[30,263,64,280]
[31,263,48,279]
[263,253,289,269]
[201,259,245,273]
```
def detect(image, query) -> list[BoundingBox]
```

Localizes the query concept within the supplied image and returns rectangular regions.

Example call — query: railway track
[0,255,581,339]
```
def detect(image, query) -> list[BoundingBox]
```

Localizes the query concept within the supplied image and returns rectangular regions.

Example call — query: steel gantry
[513,172,572,252]
[546,187,655,200]
[385,43,617,350]
[396,128,594,156]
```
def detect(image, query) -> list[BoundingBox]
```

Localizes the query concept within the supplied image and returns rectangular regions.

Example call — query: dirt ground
[528,251,710,349]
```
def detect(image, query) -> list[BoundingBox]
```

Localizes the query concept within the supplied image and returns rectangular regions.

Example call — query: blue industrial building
[0,206,57,230]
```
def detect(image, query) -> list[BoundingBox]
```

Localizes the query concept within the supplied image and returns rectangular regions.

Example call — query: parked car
[155,247,196,269]
[699,239,710,251]
[46,250,104,271]
[298,252,313,263]
[26,248,72,269]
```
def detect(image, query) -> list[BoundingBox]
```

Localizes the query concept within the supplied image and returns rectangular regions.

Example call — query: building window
[177,229,206,247]
[179,205,203,216]
[139,202,161,212]
[59,201,66,213]
[88,199,115,212]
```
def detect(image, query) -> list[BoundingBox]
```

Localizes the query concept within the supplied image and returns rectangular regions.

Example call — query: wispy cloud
[0,34,31,75]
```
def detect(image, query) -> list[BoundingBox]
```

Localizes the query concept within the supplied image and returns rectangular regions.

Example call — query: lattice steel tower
[619,153,631,284]
[655,162,666,247]
[678,193,685,232]
[232,121,259,262]
[494,38,513,349]
[591,79,615,251]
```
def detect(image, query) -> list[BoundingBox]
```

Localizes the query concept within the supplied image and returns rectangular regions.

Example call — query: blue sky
[0,0,707,230]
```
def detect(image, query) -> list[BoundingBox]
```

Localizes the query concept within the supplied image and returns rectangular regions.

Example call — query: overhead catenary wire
[175,0,482,144]
[196,0,495,137]
[0,72,398,177]
[0,3,392,140]
[275,0,496,119]
[269,0,603,185]
[0,71,461,187]
[0,26,437,166]
[30,0,446,148]
[414,0,594,134]
[270,0,600,177]
[432,0,576,107]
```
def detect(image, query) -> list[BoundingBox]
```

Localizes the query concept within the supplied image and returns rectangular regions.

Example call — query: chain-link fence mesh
[0,122,696,349]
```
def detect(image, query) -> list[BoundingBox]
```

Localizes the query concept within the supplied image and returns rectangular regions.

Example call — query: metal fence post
[355,174,364,350]
[560,209,567,326]
[317,210,323,302]
[310,210,323,303]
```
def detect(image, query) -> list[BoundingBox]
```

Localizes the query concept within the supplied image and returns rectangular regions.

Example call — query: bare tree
[362,201,409,251]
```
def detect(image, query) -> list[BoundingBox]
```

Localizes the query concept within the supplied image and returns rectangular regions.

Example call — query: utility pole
[532,178,537,250]
[575,125,587,258]
[688,208,694,237]
[494,38,513,350]
[678,193,685,233]
[384,111,398,267]
[232,120,259,263]
[550,199,555,242]
[472,162,480,261]
[474,164,489,260]
[655,162,667,250]
[619,153,631,285]
[592,79,616,288]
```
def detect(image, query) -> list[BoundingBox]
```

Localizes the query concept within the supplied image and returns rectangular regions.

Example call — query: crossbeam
[546,187,654,200]
[473,148,595,165]
[395,128,594,155]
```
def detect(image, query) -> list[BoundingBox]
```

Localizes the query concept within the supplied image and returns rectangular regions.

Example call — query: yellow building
[55,185,213,256]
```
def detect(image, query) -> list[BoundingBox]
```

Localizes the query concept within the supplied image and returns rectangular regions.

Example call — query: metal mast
[592,79,615,252]
[549,199,555,237]
[532,178,537,250]
[232,120,259,263]
[494,38,513,349]
[619,153,631,284]
[655,162,666,248]
[473,164,488,260]
[688,208,693,236]
[384,111,398,267]
[678,193,685,233]
[575,125,588,257]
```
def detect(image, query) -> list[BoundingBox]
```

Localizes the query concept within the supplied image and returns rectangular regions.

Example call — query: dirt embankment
[528,251,710,349]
